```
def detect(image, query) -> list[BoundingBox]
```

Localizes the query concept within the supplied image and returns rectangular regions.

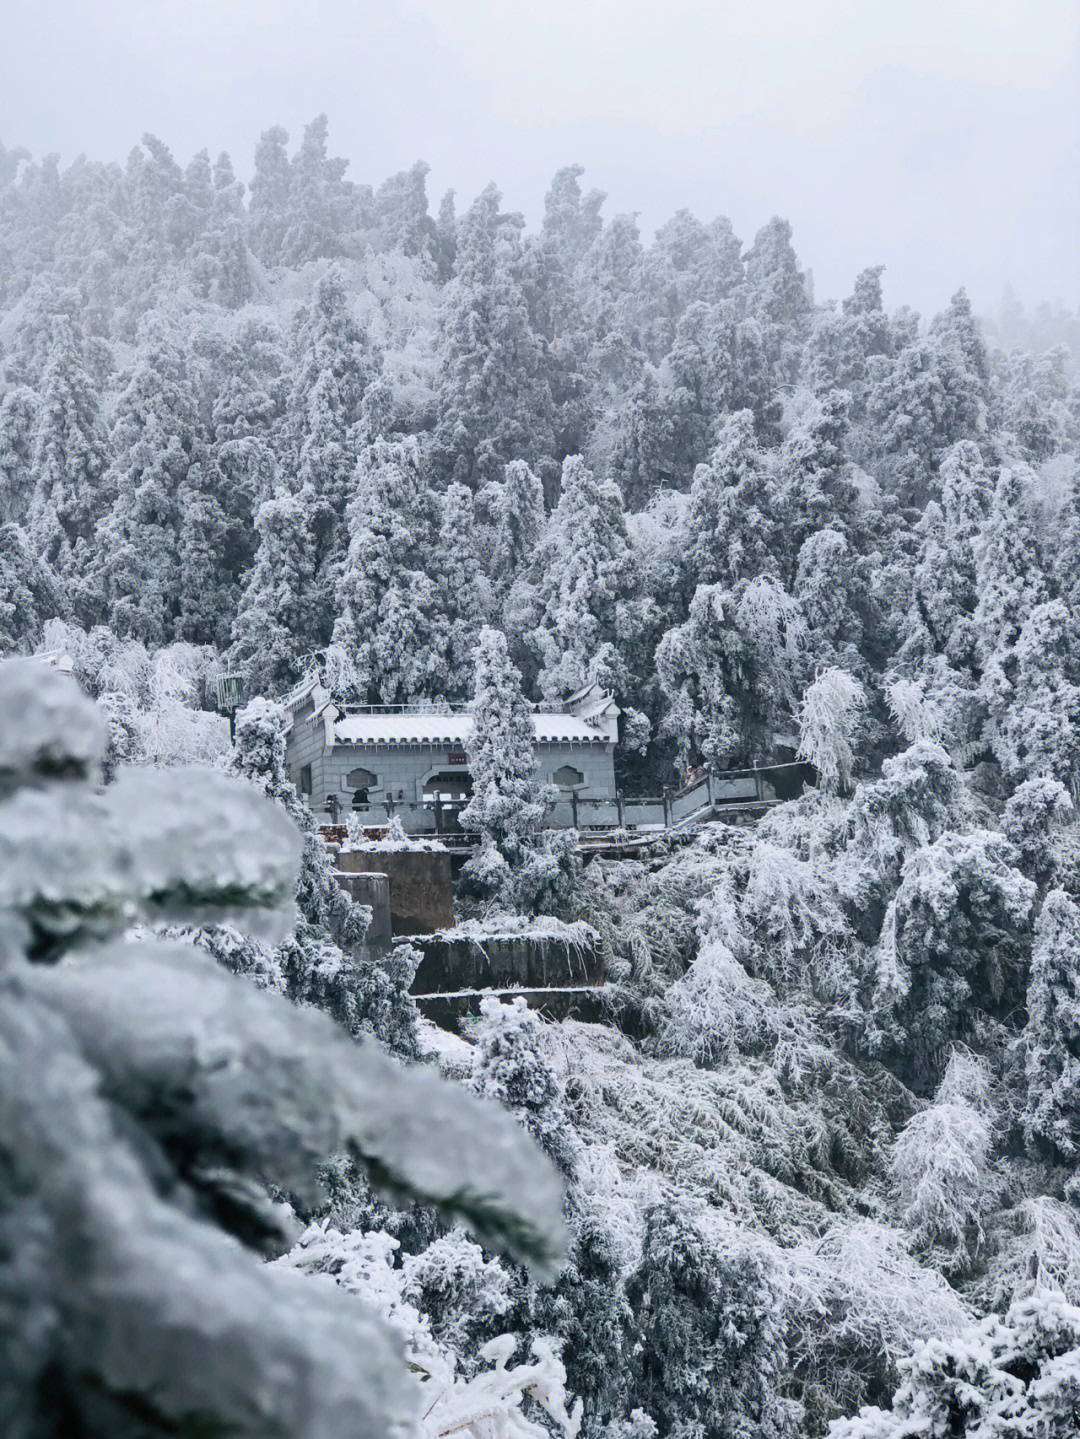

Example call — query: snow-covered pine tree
[332,435,446,704]
[435,481,489,699]
[529,454,634,700]
[432,184,555,491]
[994,600,1080,791]
[0,522,66,654]
[283,264,380,643]
[1023,887,1080,1176]
[230,485,317,695]
[460,626,556,902]
[91,315,206,645]
[26,307,107,574]
[682,408,782,597]
[0,385,38,526]
[489,459,546,597]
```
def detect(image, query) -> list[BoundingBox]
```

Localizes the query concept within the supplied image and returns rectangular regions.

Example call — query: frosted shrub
[658,874,775,1061]
[829,1293,1080,1438]
[279,1224,581,1439]
[870,829,1034,1091]
[402,1229,516,1357]
[135,643,227,766]
[659,931,774,1062]
[758,788,850,864]
[1022,888,1080,1169]
[37,622,226,768]
[885,674,946,746]
[797,668,866,795]
[0,661,568,1438]
[983,1197,1080,1311]
[1003,776,1074,886]
[791,1219,970,1423]
[890,1050,994,1260]
[743,839,850,995]
[472,995,579,1175]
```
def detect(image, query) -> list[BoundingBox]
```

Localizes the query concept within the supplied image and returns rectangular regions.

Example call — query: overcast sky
[4,0,1077,317]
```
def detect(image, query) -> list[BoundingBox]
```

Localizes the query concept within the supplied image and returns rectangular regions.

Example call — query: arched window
[553,764,585,790]
[345,767,377,811]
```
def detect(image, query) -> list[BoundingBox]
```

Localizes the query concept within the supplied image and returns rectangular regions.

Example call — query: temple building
[284,678,619,834]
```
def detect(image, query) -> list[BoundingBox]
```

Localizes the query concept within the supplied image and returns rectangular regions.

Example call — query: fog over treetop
[3,0,1077,316]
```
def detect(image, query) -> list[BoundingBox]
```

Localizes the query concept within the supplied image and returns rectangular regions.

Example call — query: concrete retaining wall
[411,930,604,994]
[336,848,454,934]
[333,870,393,951]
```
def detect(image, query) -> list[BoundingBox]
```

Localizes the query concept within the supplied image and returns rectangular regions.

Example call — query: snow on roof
[331,710,609,747]
[282,673,323,711]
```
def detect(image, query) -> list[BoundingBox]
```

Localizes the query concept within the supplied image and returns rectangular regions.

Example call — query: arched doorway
[422,770,473,834]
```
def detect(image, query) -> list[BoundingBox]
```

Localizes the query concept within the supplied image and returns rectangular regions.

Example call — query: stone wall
[410,929,604,994]
[336,848,454,935]
[333,870,392,951]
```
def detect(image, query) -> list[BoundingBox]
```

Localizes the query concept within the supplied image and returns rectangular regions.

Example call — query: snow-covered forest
[4,116,1080,1437]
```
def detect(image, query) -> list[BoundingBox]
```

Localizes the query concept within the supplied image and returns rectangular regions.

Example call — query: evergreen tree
[459,627,555,900]
[435,481,489,698]
[663,299,738,477]
[626,1198,797,1439]
[248,125,292,266]
[906,440,992,666]
[657,583,756,770]
[639,208,743,357]
[929,287,990,387]
[0,385,37,525]
[332,436,445,703]
[682,408,782,596]
[432,184,554,489]
[372,159,437,258]
[280,115,354,268]
[775,389,859,575]
[529,455,633,699]
[865,329,983,505]
[974,462,1048,670]
[1024,887,1080,1174]
[740,215,811,386]
[974,463,1049,765]
[995,600,1080,790]
[0,522,65,653]
[92,316,205,645]
[230,483,318,695]
[27,311,108,573]
[284,265,380,634]
[489,459,546,595]
[832,1295,1080,1439]
[804,265,890,412]
[1003,776,1074,889]
[794,528,865,670]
